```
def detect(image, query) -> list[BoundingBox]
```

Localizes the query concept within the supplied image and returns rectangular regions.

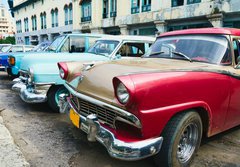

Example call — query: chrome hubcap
[177,123,199,163]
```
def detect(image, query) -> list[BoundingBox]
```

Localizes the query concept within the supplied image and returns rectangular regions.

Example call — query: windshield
[1,45,11,53]
[144,35,230,64]
[87,40,119,57]
[47,36,65,52]
[32,42,50,52]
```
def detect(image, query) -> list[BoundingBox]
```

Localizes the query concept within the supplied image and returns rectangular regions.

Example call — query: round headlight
[28,68,34,84]
[116,83,129,104]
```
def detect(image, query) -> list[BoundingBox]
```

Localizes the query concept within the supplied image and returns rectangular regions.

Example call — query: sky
[1,0,9,9]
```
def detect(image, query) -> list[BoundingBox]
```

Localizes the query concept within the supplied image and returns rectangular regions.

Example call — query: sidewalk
[0,115,29,167]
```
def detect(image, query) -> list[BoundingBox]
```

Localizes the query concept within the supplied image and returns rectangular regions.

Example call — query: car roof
[65,33,112,38]
[159,28,240,37]
[96,35,156,42]
[12,45,35,47]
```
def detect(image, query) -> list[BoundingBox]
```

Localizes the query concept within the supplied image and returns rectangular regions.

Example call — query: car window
[233,39,240,65]
[87,40,119,57]
[117,42,151,57]
[69,36,86,53]
[1,46,11,52]
[25,46,34,52]
[47,35,66,52]
[10,46,24,52]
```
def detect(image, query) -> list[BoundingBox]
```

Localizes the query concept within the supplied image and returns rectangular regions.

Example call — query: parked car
[58,28,240,167]
[0,44,12,53]
[0,45,35,71]
[6,41,52,77]
[12,35,154,112]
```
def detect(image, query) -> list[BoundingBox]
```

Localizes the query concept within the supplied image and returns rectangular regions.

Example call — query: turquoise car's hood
[20,52,109,70]
[20,52,109,84]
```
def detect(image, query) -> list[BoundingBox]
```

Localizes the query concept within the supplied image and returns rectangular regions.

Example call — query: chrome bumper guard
[12,80,47,103]
[59,93,163,161]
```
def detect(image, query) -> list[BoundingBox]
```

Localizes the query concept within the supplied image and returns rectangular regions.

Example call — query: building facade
[0,3,15,39]
[73,0,240,35]
[12,0,73,44]
[12,0,240,44]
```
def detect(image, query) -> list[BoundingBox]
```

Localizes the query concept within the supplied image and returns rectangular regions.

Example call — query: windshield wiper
[171,51,192,62]
[88,51,108,57]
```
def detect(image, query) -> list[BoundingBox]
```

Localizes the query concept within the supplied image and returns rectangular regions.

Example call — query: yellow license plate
[69,108,80,128]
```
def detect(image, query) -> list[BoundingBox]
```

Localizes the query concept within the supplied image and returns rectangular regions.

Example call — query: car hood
[20,52,109,71]
[66,58,226,104]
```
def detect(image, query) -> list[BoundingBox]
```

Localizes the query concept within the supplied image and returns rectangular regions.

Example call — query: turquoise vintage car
[7,41,51,77]
[12,35,155,112]
[7,33,100,77]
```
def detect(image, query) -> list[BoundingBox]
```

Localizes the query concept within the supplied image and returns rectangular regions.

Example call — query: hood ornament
[82,63,95,71]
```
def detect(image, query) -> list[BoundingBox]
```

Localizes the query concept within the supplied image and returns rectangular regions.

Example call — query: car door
[224,38,240,129]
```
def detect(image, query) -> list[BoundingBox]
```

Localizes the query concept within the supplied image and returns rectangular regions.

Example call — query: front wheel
[47,85,68,113]
[154,111,202,167]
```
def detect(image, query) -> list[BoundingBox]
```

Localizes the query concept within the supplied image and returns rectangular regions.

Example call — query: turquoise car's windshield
[144,35,230,65]
[87,40,119,57]
[1,46,11,53]
[47,36,65,52]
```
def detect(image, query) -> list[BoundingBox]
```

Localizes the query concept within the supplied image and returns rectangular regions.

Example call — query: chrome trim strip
[64,83,142,128]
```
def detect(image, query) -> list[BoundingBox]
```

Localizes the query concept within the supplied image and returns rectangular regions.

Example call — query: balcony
[110,11,116,17]
[142,5,151,12]
[81,16,91,22]
[131,7,139,14]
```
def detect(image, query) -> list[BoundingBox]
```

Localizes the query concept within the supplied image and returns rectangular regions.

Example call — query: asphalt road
[0,71,240,167]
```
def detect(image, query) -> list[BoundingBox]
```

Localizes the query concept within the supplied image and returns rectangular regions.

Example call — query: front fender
[129,71,231,139]
[139,101,212,139]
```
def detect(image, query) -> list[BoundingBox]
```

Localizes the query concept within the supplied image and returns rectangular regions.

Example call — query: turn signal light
[8,56,15,66]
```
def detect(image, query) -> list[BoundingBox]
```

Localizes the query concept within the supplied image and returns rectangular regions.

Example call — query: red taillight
[57,62,68,80]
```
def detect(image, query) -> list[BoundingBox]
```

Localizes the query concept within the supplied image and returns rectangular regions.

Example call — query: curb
[0,116,30,167]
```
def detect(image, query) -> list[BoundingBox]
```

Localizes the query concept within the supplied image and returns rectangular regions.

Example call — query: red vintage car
[58,28,240,166]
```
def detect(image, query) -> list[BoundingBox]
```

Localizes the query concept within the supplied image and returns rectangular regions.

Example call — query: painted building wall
[0,3,15,38]
[13,0,240,43]
[13,0,73,44]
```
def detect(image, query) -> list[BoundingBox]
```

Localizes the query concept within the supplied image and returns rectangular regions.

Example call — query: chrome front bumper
[59,94,163,161]
[12,79,48,103]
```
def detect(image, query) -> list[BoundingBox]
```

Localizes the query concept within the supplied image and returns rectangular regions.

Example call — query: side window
[11,46,24,52]
[25,46,34,52]
[69,36,86,53]
[117,42,149,57]
[233,39,240,64]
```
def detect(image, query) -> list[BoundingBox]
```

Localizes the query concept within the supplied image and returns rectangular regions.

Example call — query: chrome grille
[70,95,122,129]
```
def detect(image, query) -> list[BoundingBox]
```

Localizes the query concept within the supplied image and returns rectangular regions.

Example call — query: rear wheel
[47,85,68,113]
[154,111,202,167]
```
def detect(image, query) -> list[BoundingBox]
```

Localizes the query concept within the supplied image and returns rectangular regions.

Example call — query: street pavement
[0,115,29,167]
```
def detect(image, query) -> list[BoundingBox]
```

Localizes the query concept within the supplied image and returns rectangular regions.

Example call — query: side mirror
[114,53,121,60]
